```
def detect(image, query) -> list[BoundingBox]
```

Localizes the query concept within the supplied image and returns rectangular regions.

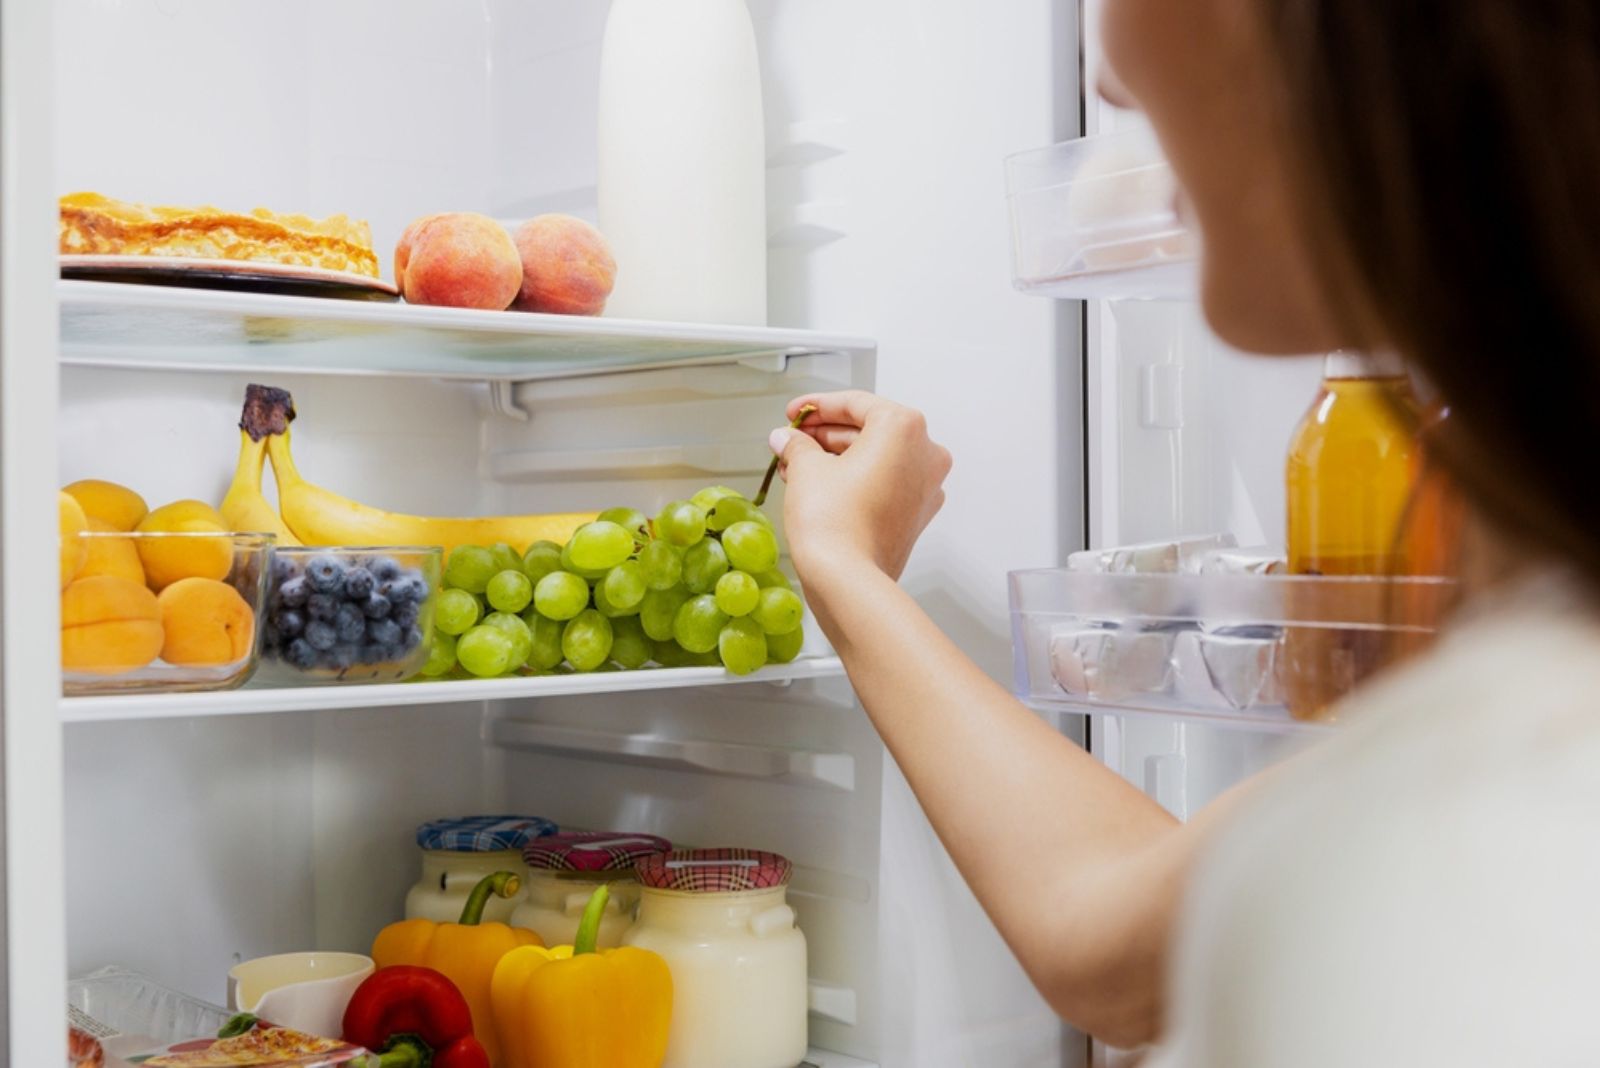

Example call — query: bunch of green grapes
[419,486,806,679]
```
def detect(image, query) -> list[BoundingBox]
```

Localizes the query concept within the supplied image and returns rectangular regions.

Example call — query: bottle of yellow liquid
[1284,351,1422,719]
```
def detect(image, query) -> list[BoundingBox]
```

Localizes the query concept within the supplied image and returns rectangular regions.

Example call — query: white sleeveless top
[1149,575,1600,1066]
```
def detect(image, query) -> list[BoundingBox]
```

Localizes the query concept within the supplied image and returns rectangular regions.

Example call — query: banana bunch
[224,384,594,557]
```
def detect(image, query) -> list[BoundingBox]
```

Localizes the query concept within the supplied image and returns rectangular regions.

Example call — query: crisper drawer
[1009,569,1458,730]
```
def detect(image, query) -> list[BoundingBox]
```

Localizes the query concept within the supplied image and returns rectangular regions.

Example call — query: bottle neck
[1324,350,1406,380]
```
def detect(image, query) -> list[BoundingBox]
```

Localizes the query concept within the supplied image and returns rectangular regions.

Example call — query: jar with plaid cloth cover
[403,814,557,924]
[623,848,807,1068]
[508,830,671,948]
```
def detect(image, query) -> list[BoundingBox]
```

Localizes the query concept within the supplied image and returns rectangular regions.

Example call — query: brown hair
[1264,3,1600,588]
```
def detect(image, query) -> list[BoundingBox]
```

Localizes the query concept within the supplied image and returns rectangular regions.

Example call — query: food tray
[1005,124,1197,300]
[1009,569,1458,727]
[67,966,233,1045]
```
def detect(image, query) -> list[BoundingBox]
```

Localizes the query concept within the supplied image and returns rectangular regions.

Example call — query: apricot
[61,575,163,674]
[64,479,148,532]
[395,212,522,310]
[158,577,256,666]
[512,214,616,316]
[136,499,232,590]
[77,516,146,585]
[60,492,88,589]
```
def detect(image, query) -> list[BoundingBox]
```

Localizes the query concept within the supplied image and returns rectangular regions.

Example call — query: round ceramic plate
[60,254,400,301]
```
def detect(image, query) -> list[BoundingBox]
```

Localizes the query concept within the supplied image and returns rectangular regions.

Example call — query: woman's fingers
[787,390,893,429]
[809,424,861,453]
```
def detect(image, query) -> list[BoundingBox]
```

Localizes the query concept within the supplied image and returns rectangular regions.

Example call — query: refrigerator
[1,1,1332,1066]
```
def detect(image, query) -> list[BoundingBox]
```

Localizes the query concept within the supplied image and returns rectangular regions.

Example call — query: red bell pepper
[343,965,490,1068]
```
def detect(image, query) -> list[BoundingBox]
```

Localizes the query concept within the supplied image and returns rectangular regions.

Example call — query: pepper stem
[218,1013,258,1038]
[456,871,521,926]
[374,1034,431,1068]
[574,884,610,956]
[754,404,817,507]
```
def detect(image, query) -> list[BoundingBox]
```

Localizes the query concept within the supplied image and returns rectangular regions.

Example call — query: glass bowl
[255,546,441,685]
[61,531,274,696]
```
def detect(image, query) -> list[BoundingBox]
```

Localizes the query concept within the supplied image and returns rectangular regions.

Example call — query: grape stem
[754,404,816,507]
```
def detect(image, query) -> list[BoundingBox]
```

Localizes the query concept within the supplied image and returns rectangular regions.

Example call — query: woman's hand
[768,391,952,585]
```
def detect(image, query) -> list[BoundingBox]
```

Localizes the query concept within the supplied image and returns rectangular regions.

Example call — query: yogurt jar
[623,849,807,1068]
[510,831,671,948]
[404,814,557,924]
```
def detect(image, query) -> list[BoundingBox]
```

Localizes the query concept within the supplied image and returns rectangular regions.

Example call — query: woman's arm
[770,391,1236,1046]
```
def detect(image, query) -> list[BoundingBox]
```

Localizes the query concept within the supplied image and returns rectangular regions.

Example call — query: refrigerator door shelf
[1010,569,1457,732]
[57,280,875,385]
[1006,125,1197,301]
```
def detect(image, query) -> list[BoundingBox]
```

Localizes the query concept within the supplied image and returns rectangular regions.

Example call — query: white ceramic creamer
[597,0,768,325]
[403,815,555,923]
[623,849,807,1068]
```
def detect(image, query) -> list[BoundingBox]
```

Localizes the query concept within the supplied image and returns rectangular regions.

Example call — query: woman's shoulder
[1157,577,1600,1066]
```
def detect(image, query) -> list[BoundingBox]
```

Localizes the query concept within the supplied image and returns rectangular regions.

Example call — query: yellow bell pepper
[490,885,673,1068]
[372,871,543,1067]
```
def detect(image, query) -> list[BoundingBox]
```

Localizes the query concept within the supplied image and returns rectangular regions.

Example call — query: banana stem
[755,404,817,507]
[241,384,296,442]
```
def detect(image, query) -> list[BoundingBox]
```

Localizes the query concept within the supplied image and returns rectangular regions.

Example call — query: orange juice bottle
[1402,403,1467,579]
[1284,351,1422,719]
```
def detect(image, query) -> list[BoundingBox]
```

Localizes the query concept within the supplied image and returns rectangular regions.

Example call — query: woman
[769,2,1600,1063]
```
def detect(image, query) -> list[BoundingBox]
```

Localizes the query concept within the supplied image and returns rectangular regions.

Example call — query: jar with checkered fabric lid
[403,814,557,924]
[508,830,671,948]
[622,848,807,1068]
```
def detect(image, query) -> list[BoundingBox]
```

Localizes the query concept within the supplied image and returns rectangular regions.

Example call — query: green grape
[482,611,533,668]
[522,609,565,671]
[722,521,779,573]
[420,631,458,677]
[559,540,611,580]
[655,500,708,547]
[434,588,482,636]
[534,571,590,621]
[682,538,730,594]
[641,587,691,641]
[690,485,743,512]
[593,579,640,619]
[652,639,685,667]
[714,571,760,617]
[609,615,651,670]
[521,540,564,585]
[603,560,647,611]
[638,539,684,590]
[490,542,523,575]
[673,594,728,654]
[706,496,773,533]
[766,624,804,664]
[562,609,614,672]
[718,617,769,675]
[569,520,635,571]
[751,587,804,635]
[598,507,651,544]
[443,545,498,594]
[457,624,514,677]
[753,569,792,590]
[486,569,534,614]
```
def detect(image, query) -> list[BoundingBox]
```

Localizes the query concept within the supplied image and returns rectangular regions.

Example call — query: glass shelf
[57,280,874,382]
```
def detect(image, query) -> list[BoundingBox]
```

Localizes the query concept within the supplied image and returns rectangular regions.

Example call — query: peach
[77,516,146,585]
[64,479,148,532]
[158,577,256,666]
[135,499,232,590]
[395,212,522,310]
[61,575,163,674]
[60,491,88,589]
[512,214,616,316]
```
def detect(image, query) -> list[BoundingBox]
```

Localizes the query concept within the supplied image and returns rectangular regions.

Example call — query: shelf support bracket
[488,379,532,421]
[737,350,791,373]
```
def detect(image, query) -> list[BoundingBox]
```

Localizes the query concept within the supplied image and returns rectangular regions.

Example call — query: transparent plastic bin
[1005,124,1198,301]
[1009,569,1458,729]
[67,966,232,1044]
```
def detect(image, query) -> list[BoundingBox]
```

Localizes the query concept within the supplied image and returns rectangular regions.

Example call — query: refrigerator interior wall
[52,2,1081,1066]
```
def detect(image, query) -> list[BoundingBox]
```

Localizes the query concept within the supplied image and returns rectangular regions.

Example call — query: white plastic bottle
[597,0,768,325]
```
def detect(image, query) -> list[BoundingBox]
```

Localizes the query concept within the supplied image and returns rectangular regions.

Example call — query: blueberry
[360,643,389,665]
[342,566,375,601]
[305,620,338,651]
[274,609,305,637]
[368,618,402,647]
[371,557,403,583]
[324,645,358,671]
[403,625,424,651]
[306,555,345,594]
[307,593,339,622]
[362,593,392,620]
[276,576,309,609]
[335,603,367,644]
[392,600,420,629]
[284,638,317,669]
[272,555,298,584]
[383,643,409,663]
